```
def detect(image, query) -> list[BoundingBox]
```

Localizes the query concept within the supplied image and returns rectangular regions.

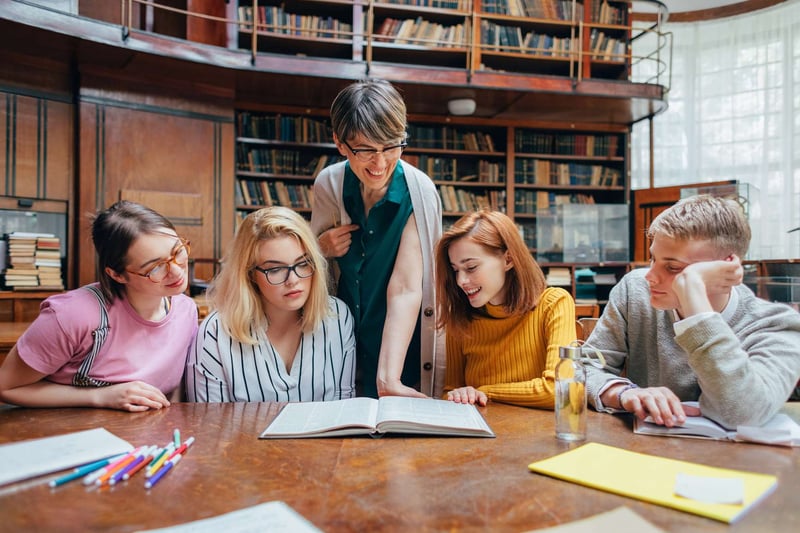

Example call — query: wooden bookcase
[235,111,344,222]
[233,0,632,81]
[234,107,631,307]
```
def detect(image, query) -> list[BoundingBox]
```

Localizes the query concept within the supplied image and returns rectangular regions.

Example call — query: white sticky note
[674,473,744,505]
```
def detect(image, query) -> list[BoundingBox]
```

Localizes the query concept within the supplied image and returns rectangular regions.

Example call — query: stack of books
[2,232,64,290]
[35,235,64,290]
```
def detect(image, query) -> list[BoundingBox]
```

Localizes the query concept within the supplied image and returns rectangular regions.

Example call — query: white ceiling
[663,0,745,11]
[635,0,748,13]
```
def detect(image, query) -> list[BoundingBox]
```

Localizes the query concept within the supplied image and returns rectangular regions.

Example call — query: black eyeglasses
[252,258,315,285]
[342,139,407,162]
[126,238,190,283]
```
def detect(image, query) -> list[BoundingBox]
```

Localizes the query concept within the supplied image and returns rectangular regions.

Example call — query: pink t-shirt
[16,284,198,394]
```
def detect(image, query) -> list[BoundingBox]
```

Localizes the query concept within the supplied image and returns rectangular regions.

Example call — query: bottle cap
[559,345,582,360]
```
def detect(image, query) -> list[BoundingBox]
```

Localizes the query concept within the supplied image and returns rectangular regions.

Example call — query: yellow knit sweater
[443,287,576,408]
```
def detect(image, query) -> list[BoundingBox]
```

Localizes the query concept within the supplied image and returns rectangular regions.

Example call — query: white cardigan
[311,160,445,397]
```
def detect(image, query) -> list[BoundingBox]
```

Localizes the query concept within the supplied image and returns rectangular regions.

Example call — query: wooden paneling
[0,95,73,202]
[77,84,234,287]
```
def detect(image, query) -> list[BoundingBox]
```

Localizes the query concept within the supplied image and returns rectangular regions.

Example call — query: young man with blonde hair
[586,194,800,428]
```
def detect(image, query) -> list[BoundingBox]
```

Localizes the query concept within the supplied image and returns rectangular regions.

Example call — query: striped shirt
[185,296,356,402]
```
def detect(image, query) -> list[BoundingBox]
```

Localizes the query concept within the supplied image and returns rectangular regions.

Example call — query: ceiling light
[447,98,476,116]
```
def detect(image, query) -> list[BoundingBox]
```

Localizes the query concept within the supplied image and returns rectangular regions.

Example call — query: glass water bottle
[555,345,587,442]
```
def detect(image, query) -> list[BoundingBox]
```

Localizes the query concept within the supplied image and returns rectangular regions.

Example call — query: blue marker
[49,454,127,488]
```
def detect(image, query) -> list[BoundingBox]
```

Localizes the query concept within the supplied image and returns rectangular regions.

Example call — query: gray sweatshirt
[586,268,800,427]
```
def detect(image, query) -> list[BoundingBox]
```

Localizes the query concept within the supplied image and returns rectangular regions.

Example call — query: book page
[0,428,133,486]
[134,501,321,533]
[375,397,494,436]
[260,398,379,438]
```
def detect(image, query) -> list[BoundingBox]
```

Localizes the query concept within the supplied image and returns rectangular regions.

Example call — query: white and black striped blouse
[186,296,355,402]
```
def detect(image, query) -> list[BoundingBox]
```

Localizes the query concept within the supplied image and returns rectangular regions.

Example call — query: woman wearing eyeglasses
[185,206,355,402]
[0,200,198,411]
[311,78,444,399]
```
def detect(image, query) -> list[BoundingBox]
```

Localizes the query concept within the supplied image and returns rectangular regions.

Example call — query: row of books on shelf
[3,232,64,290]
[481,0,580,20]
[238,7,353,39]
[385,0,467,8]
[236,149,342,177]
[516,222,536,249]
[588,29,627,62]
[515,132,620,157]
[238,180,314,210]
[408,126,497,152]
[514,191,596,213]
[374,17,468,47]
[591,0,627,25]
[480,21,574,58]
[410,155,505,183]
[238,113,333,144]
[514,160,621,186]
[482,0,627,25]
[439,185,506,214]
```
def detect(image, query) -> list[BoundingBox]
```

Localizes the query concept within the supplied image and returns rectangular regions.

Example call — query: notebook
[528,442,777,523]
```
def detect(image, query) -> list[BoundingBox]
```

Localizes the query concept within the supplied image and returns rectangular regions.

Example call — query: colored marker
[173,428,181,448]
[83,448,140,485]
[147,445,170,469]
[146,443,175,478]
[144,454,181,489]
[167,436,195,461]
[123,446,158,481]
[95,451,139,486]
[109,447,152,485]
[49,454,127,488]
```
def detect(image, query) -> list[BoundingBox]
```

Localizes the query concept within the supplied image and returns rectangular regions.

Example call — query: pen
[83,448,140,485]
[167,436,195,461]
[146,443,175,478]
[144,454,181,489]
[173,428,181,448]
[49,454,127,488]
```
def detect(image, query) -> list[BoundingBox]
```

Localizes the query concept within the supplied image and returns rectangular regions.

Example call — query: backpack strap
[72,285,112,388]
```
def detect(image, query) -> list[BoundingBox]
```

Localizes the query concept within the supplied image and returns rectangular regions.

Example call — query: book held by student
[633,402,800,447]
[260,397,494,438]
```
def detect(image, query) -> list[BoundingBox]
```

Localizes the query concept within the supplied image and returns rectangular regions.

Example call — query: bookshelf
[235,111,344,222]
[233,0,632,81]
[235,108,631,307]
[235,1,357,60]
[236,108,630,306]
[402,122,507,218]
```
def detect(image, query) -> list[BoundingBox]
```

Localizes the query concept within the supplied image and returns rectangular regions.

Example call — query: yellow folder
[528,442,777,523]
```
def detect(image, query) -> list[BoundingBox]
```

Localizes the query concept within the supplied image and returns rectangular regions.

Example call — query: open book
[634,402,800,446]
[259,397,495,438]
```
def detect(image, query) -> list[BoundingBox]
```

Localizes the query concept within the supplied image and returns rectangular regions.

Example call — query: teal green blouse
[337,163,421,398]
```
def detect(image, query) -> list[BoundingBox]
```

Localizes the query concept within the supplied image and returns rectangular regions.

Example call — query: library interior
[0,1,799,532]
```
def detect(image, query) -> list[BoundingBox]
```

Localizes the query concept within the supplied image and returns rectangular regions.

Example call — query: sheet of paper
[674,473,744,505]
[134,501,321,533]
[526,506,665,533]
[0,428,133,486]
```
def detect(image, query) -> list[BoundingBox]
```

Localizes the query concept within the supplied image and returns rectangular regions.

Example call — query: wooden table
[0,403,798,532]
